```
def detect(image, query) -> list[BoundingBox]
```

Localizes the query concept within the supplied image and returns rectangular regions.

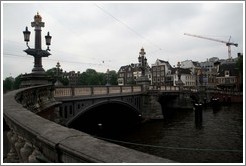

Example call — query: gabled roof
[118,65,129,72]
[217,62,239,77]
[155,59,173,69]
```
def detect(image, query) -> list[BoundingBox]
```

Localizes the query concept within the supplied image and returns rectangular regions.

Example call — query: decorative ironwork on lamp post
[23,12,52,74]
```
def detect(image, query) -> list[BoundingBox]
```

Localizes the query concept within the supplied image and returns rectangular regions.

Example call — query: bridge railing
[149,85,180,91]
[54,85,143,98]
[3,85,171,163]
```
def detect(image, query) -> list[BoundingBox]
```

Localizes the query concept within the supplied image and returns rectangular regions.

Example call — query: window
[225,70,229,77]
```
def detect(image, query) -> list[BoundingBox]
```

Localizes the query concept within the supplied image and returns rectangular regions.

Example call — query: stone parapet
[3,85,175,163]
[54,85,143,98]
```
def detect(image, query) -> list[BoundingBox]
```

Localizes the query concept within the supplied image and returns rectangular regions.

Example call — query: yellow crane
[184,33,238,60]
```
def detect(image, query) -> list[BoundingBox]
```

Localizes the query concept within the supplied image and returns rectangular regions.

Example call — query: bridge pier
[158,92,193,118]
[141,93,163,120]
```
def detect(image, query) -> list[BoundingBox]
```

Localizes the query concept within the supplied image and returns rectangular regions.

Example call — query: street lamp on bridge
[21,12,53,87]
[136,48,150,90]
[23,12,52,73]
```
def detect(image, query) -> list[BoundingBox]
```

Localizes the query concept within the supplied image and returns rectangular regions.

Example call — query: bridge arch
[67,100,142,135]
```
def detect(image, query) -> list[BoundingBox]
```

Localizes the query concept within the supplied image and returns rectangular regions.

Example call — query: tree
[13,75,22,89]
[97,72,106,85]
[108,70,118,85]
[79,69,106,85]
[59,77,69,86]
[46,67,56,78]
[86,69,99,85]
[79,71,89,85]
[3,77,14,93]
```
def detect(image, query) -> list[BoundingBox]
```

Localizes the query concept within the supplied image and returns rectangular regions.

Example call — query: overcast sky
[2,1,244,79]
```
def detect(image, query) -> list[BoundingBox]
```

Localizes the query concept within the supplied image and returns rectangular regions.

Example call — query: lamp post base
[20,73,53,88]
[32,67,45,74]
[136,76,151,91]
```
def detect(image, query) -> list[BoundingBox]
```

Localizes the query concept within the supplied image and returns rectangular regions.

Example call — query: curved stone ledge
[3,85,174,163]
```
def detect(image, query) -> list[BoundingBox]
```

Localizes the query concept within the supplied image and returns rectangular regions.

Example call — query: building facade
[63,71,80,86]
[216,61,240,91]
[172,67,196,87]
[200,57,220,89]
[118,48,151,86]
[151,59,173,86]
[118,64,138,85]
[181,60,202,86]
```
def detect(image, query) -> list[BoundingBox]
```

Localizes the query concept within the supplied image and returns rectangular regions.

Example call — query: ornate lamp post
[136,48,150,89]
[54,62,63,86]
[23,12,52,73]
[176,62,184,90]
[138,48,147,77]
[20,13,52,87]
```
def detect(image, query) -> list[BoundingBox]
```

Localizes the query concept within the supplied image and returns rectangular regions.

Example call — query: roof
[171,68,192,75]
[192,61,200,67]
[154,59,173,69]
[217,62,239,77]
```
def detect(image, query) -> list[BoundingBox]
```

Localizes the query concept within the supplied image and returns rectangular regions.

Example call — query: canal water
[96,104,243,163]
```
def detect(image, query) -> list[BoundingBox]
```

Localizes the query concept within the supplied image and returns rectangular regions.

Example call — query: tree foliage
[13,75,22,89]
[3,75,22,93]
[78,69,118,86]
[3,77,14,93]
[45,67,69,86]
[79,69,104,85]
[108,70,118,85]
[3,68,118,92]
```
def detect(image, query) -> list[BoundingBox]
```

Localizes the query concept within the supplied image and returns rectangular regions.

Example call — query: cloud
[2,2,244,79]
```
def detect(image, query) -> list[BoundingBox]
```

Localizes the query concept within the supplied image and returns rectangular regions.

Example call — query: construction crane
[184,33,238,60]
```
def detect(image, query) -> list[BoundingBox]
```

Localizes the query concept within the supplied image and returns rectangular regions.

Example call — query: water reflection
[96,104,243,163]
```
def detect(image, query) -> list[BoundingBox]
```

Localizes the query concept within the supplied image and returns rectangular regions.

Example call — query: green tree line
[3,68,118,93]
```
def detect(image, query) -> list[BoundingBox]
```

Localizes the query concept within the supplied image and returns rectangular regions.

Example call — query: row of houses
[117,48,243,92]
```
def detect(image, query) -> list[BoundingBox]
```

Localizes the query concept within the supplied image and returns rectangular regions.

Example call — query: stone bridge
[53,85,185,129]
[3,85,175,163]
[54,86,143,126]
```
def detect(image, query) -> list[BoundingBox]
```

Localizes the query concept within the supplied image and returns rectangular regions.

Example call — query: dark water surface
[98,104,243,163]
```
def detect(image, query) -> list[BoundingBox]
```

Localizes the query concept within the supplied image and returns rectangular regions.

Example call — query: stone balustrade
[54,85,143,98]
[149,85,180,91]
[3,85,174,163]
